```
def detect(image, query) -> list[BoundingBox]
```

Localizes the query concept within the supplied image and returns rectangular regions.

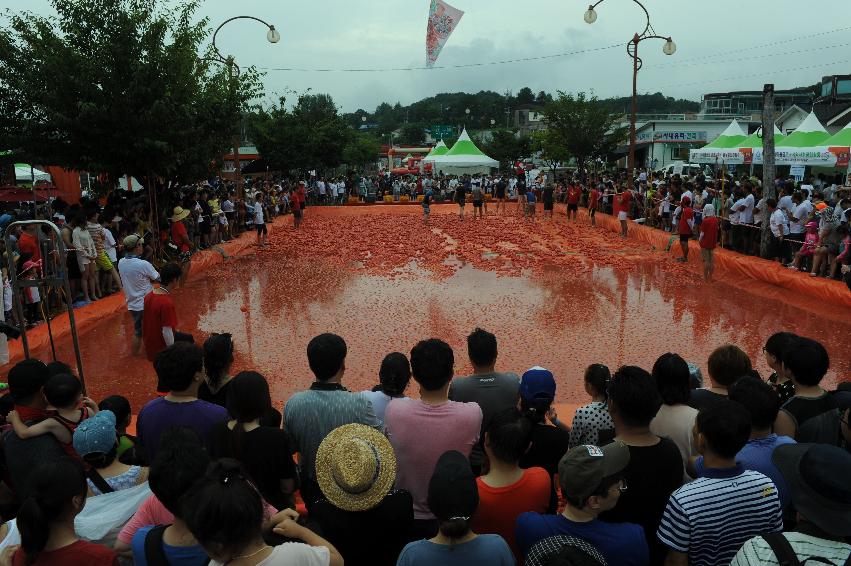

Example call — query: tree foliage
[0,0,262,183]
[249,93,349,173]
[342,132,381,170]
[538,91,626,173]
[481,130,531,169]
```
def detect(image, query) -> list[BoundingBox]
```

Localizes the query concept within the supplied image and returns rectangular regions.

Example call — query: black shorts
[590,208,596,217]
[66,254,81,280]
[496,190,505,199]
[679,234,691,243]
[567,203,578,212]
[544,201,554,211]
[293,208,303,218]
[256,223,267,235]
[130,310,143,337]
[473,200,482,208]
[199,219,211,235]
[661,211,671,219]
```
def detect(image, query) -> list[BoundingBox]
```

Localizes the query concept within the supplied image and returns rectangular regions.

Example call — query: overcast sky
[3,0,850,112]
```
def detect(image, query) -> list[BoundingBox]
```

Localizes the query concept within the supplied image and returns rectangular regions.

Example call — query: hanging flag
[426,0,464,68]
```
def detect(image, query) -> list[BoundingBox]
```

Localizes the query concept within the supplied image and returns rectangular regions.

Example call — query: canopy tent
[421,139,449,162]
[776,112,830,147]
[690,125,785,165]
[804,122,851,169]
[821,121,851,146]
[14,164,51,183]
[430,129,498,174]
[703,120,747,149]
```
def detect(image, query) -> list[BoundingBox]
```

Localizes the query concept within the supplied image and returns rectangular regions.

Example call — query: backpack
[762,532,851,565]
[144,525,170,566]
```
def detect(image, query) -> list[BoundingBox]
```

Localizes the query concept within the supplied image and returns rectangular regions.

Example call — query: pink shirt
[384,398,482,519]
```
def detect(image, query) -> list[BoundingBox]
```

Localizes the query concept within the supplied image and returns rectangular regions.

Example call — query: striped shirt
[284,383,381,482]
[657,465,782,566]
[731,532,851,565]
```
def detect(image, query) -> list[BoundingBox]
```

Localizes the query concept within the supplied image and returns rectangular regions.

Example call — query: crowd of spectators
[0,325,847,565]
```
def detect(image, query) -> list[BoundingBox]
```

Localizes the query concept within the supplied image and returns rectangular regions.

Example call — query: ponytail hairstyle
[378,352,411,397]
[203,333,234,391]
[17,458,87,565]
[226,372,272,460]
[584,364,611,400]
[519,397,551,424]
[182,459,264,563]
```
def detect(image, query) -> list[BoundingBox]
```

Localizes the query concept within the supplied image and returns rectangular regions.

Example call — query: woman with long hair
[208,372,297,510]
[14,458,118,565]
[199,333,236,406]
[361,352,411,422]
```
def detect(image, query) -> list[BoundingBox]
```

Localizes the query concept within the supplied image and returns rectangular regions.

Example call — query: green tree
[0,0,261,184]
[539,91,626,176]
[343,132,380,170]
[396,123,427,145]
[516,87,536,105]
[482,129,530,169]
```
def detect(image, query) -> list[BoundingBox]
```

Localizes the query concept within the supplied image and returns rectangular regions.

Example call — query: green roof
[738,125,784,149]
[776,112,830,148]
[820,123,851,147]
[704,120,747,149]
[425,140,449,158]
[444,129,489,156]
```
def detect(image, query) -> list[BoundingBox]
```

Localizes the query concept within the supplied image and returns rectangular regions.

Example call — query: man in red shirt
[17,225,41,265]
[618,187,632,237]
[677,196,694,263]
[566,183,582,222]
[588,184,601,226]
[698,203,719,282]
[292,181,306,228]
[142,263,182,370]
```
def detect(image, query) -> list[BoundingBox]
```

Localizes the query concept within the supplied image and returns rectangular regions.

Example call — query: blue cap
[73,410,117,457]
[520,366,556,401]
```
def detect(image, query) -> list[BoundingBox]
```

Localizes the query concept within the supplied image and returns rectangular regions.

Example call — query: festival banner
[426,0,464,68]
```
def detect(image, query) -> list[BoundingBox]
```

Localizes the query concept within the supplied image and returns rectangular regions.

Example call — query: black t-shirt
[208,423,297,510]
[781,392,839,430]
[688,388,727,412]
[543,187,554,203]
[520,422,571,477]
[599,438,684,566]
[198,380,283,428]
[311,490,414,566]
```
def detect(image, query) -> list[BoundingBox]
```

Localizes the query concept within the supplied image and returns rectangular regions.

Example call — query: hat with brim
[315,423,396,512]
[171,206,190,222]
[773,443,851,536]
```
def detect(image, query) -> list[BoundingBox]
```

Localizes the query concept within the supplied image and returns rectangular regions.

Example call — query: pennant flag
[426,0,464,68]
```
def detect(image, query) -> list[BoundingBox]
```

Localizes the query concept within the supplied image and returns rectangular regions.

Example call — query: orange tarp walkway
[589,211,851,309]
[2,216,285,370]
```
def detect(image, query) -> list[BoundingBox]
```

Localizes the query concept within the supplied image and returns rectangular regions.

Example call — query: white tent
[422,139,449,163]
[431,129,499,174]
[14,164,51,182]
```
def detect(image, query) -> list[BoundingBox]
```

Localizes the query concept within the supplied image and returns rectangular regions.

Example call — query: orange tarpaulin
[42,166,82,204]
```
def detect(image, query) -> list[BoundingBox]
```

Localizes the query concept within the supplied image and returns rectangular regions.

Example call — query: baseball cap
[520,366,556,402]
[123,234,144,249]
[773,443,851,536]
[559,442,630,502]
[73,410,117,457]
[427,450,479,521]
[7,359,50,402]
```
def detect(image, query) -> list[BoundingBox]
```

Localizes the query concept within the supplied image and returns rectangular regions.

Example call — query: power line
[656,59,848,90]
[653,42,851,70]
[254,43,622,72]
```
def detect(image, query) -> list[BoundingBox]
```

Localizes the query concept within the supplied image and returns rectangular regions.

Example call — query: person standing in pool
[495,176,507,215]
[422,184,434,225]
[542,182,555,220]
[456,175,468,221]
[471,177,484,220]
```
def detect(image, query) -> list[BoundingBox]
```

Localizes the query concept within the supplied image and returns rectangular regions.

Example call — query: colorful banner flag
[426,0,464,68]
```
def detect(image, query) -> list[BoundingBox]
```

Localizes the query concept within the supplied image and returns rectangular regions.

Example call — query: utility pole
[760,83,776,259]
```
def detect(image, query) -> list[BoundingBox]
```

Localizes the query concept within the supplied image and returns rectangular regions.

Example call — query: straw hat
[315,423,396,512]
[171,206,190,222]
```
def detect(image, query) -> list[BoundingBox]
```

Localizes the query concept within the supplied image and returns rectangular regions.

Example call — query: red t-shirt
[471,467,551,559]
[620,190,632,210]
[14,540,118,566]
[18,232,41,264]
[171,221,190,253]
[567,186,581,204]
[143,291,177,361]
[589,189,600,208]
[678,207,694,236]
[700,216,719,250]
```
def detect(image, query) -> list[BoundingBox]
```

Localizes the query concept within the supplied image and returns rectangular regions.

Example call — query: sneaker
[786,264,798,270]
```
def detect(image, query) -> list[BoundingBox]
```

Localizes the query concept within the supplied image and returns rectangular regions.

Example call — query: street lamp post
[211,16,280,200]
[584,1,675,181]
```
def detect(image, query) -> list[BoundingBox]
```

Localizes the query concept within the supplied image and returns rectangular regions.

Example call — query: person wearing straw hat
[311,423,413,566]
[731,444,851,565]
[396,450,514,566]
[170,206,192,287]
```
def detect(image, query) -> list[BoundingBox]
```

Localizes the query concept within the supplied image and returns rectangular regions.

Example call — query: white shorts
[618,211,628,221]
[76,253,92,271]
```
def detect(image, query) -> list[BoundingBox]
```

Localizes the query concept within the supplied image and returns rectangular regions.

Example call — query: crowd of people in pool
[0,322,848,566]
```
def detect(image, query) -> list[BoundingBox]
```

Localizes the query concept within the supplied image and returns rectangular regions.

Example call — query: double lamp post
[584,0,676,180]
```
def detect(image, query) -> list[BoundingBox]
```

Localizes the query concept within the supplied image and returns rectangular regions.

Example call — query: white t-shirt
[730,198,746,225]
[254,202,265,224]
[790,203,809,234]
[317,181,326,195]
[753,197,766,226]
[117,256,159,311]
[103,228,118,262]
[800,184,814,199]
[778,195,794,214]
[769,208,789,237]
[741,193,755,224]
[222,199,235,213]
[210,543,329,566]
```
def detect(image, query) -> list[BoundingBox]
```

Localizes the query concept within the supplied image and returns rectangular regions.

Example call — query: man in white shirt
[800,178,814,200]
[789,193,809,242]
[317,179,326,203]
[117,234,159,355]
[767,198,790,263]
[254,192,267,247]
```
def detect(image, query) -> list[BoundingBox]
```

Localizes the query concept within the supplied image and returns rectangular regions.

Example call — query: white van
[656,162,709,178]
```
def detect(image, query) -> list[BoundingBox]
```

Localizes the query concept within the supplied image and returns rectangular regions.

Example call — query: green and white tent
[422,139,449,162]
[690,120,750,163]
[703,120,747,149]
[820,121,851,147]
[431,129,499,174]
[739,125,784,149]
[776,112,830,148]
[691,126,784,165]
